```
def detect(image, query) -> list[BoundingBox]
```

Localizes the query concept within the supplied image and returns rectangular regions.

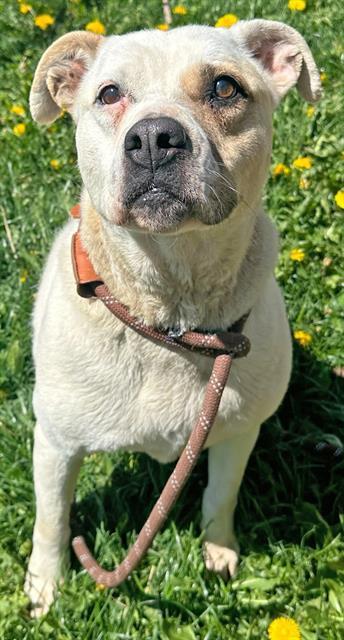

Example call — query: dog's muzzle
[122,117,195,231]
[121,116,237,232]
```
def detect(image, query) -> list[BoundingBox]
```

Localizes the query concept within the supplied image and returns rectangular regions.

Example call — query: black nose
[124,117,191,170]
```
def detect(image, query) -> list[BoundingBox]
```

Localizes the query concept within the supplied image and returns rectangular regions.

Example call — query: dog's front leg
[24,423,82,617]
[202,426,260,579]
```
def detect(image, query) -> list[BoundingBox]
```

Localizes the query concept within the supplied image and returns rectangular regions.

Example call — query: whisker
[201,168,257,218]
[205,168,239,195]
[206,183,225,216]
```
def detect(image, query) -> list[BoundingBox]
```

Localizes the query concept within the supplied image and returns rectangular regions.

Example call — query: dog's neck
[80,195,278,330]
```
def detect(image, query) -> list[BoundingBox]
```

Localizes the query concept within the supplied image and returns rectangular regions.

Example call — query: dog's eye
[98,85,121,105]
[214,76,239,100]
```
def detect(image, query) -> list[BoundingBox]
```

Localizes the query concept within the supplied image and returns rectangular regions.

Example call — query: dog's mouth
[127,182,185,208]
[123,180,193,232]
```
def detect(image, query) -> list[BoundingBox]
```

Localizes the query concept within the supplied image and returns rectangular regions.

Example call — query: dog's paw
[24,570,58,618]
[203,541,239,580]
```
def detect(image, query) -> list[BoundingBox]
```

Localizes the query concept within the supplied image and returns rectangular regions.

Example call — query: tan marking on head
[180,61,273,136]
[181,60,274,213]
[181,62,248,102]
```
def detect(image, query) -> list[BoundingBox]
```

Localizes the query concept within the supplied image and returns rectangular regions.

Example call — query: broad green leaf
[162,621,196,640]
[232,577,279,592]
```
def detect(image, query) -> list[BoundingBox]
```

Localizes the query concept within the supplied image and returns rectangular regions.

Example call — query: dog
[24,19,321,616]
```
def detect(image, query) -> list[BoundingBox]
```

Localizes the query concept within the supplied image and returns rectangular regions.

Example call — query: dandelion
[273,163,291,176]
[294,330,312,347]
[173,5,187,15]
[299,177,310,189]
[11,104,25,117]
[34,14,55,30]
[320,72,327,83]
[306,105,315,117]
[50,159,60,170]
[19,269,28,284]
[19,3,32,14]
[156,23,169,30]
[13,123,26,136]
[289,248,305,262]
[215,14,238,28]
[292,156,312,170]
[288,0,306,11]
[268,616,301,640]
[85,19,106,35]
[334,190,344,209]
[95,583,106,590]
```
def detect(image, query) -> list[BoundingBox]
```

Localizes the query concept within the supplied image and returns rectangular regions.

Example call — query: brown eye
[98,85,120,105]
[214,76,238,99]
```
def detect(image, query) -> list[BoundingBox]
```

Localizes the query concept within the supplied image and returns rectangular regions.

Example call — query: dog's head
[30,21,321,233]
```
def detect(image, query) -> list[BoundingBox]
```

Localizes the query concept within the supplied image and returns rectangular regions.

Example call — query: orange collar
[70,204,103,298]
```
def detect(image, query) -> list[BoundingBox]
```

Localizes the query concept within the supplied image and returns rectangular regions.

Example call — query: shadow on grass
[238,344,343,553]
[71,343,344,567]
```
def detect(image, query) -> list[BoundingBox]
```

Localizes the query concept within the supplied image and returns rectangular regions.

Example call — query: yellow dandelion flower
[19,269,28,284]
[334,190,344,209]
[289,248,305,261]
[306,105,315,117]
[320,72,327,83]
[156,23,169,30]
[273,163,291,176]
[215,14,238,28]
[34,14,55,30]
[85,19,106,35]
[11,104,25,117]
[292,156,312,170]
[299,177,310,189]
[173,5,187,15]
[288,0,306,11]
[13,123,26,136]
[50,159,60,170]
[19,3,32,14]
[268,616,301,640]
[294,330,312,347]
[95,582,106,590]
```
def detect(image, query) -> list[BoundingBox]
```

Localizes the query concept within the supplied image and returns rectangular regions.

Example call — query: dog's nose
[124,117,191,170]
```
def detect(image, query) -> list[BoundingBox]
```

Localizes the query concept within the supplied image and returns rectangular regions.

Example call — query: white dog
[25,20,321,616]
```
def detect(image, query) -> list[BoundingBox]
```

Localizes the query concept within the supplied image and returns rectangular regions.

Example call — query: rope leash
[72,282,250,587]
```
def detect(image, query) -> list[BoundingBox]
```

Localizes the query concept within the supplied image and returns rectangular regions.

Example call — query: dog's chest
[35,314,247,462]
[78,327,229,461]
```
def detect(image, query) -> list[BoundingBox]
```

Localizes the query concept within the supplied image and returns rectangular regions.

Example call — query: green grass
[0,0,343,638]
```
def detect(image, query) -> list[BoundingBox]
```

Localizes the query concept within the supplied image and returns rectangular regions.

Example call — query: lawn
[0,0,343,638]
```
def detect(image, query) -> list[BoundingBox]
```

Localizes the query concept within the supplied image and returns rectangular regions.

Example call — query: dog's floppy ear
[232,19,321,103]
[30,30,103,124]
